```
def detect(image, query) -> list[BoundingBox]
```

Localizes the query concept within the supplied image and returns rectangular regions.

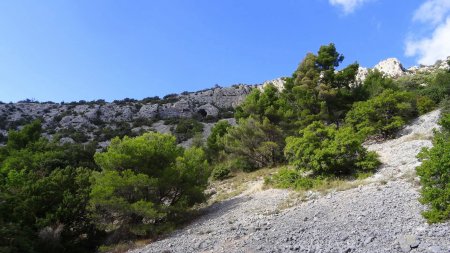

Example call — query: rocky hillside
[0,84,254,147]
[130,110,449,253]
[1,57,449,148]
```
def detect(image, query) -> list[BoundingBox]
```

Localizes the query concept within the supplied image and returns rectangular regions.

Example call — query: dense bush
[416,96,436,115]
[0,121,100,253]
[440,97,450,115]
[345,89,418,138]
[211,163,231,180]
[284,121,380,176]
[90,132,210,241]
[224,117,284,170]
[416,113,450,223]
[265,167,318,190]
[173,118,204,142]
[354,69,398,100]
[418,71,450,103]
[205,120,231,162]
[235,84,283,124]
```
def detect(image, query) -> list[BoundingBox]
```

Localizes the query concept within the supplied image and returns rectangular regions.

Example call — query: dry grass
[97,238,157,253]
[403,132,433,142]
[207,167,278,204]
[275,191,307,211]
[400,169,421,187]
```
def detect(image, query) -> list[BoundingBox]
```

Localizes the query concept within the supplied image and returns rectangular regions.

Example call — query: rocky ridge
[130,110,449,253]
[0,85,253,145]
[1,57,449,146]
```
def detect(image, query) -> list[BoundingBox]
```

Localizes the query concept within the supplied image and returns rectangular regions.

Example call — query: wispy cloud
[329,0,371,14]
[406,0,450,65]
[413,0,450,25]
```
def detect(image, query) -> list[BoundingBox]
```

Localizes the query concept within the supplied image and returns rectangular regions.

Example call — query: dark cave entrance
[197,109,208,118]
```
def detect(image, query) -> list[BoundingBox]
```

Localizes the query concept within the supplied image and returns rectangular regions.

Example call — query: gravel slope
[131,110,449,253]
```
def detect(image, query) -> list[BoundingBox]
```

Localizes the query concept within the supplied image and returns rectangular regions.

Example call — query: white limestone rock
[374,58,407,78]
[356,67,369,84]
[258,78,286,92]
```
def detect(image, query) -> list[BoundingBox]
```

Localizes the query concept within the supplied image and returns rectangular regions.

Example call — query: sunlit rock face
[374,58,407,78]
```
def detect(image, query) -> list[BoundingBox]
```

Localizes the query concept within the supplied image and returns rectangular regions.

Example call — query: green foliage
[440,97,450,115]
[266,167,318,190]
[0,122,100,253]
[416,113,450,223]
[416,96,436,115]
[280,44,359,129]
[206,120,231,162]
[345,89,418,138]
[173,118,204,142]
[211,163,231,180]
[6,119,42,150]
[419,71,450,103]
[355,69,398,100]
[235,84,283,124]
[90,132,209,241]
[224,117,284,170]
[284,121,380,176]
[396,72,434,91]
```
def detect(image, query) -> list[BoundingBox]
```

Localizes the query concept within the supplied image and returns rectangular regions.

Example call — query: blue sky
[0,0,449,103]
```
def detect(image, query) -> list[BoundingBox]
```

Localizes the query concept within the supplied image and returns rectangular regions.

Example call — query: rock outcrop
[258,78,286,92]
[374,58,407,78]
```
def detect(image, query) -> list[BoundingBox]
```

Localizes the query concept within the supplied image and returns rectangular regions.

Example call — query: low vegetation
[416,113,450,223]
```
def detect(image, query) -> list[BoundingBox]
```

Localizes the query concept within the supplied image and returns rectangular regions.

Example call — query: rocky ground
[130,110,449,253]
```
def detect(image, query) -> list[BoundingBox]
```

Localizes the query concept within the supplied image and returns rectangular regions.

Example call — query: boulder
[137,104,159,118]
[197,103,219,118]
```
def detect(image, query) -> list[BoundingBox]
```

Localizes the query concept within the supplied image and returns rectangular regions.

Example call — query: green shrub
[416,114,450,223]
[0,121,100,253]
[205,120,231,162]
[416,96,436,115]
[440,97,450,115]
[90,132,210,241]
[354,69,398,100]
[211,164,231,180]
[266,168,317,190]
[284,121,380,176]
[224,117,284,170]
[417,71,450,103]
[345,89,418,138]
[174,118,204,142]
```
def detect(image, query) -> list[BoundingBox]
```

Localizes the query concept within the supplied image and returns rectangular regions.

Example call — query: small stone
[364,236,374,245]
[342,247,352,253]
[427,245,444,253]
[398,235,420,252]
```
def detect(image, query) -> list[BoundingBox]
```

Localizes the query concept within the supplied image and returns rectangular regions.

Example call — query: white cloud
[406,0,450,64]
[329,0,371,14]
[413,0,450,25]
[406,17,450,65]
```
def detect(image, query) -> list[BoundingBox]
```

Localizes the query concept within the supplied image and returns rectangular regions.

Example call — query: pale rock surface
[258,78,286,92]
[374,58,407,78]
[355,67,369,84]
[197,103,219,118]
[137,104,159,118]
